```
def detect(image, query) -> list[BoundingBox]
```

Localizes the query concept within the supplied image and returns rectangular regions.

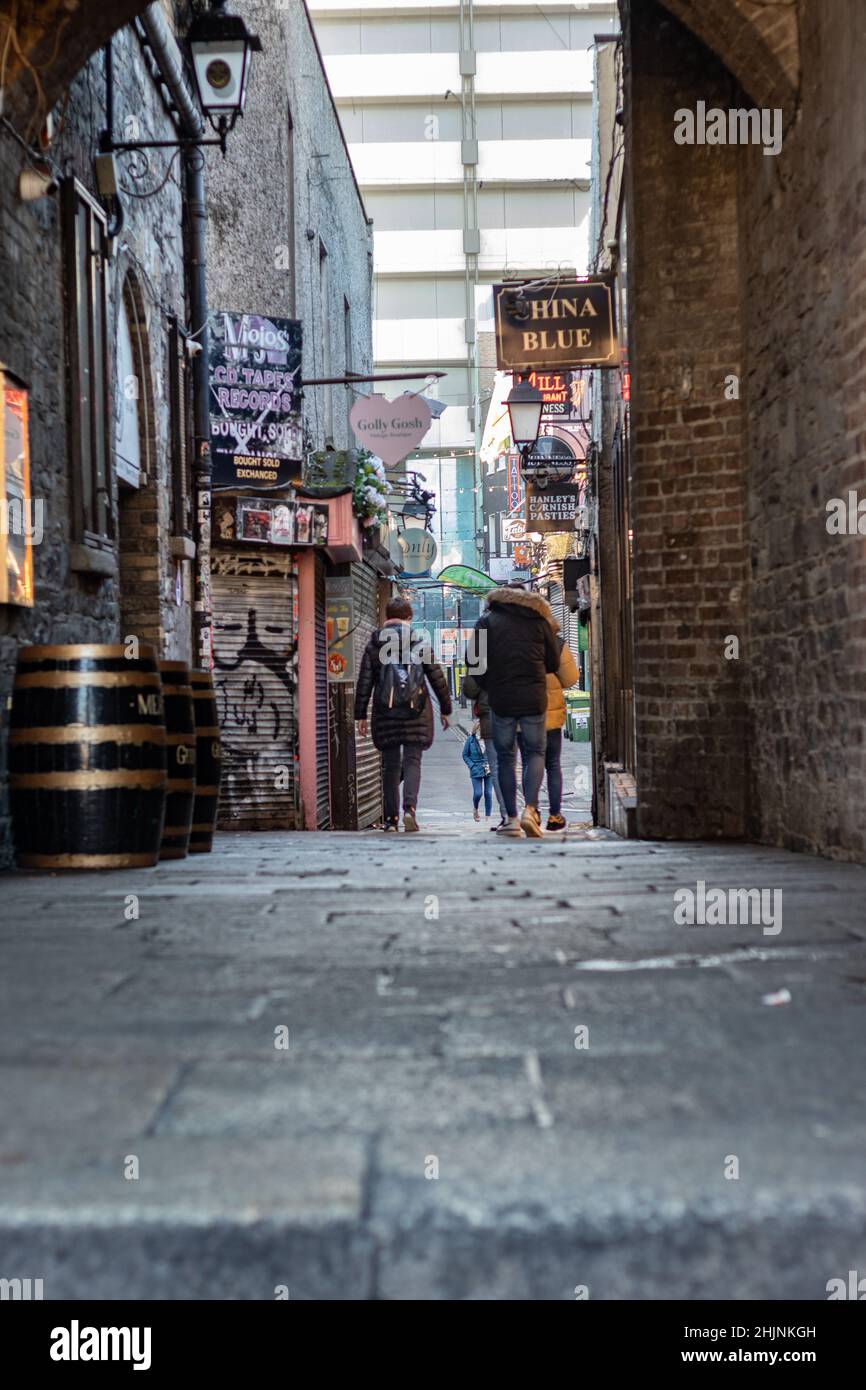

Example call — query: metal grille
[211,563,299,830]
[314,554,331,830]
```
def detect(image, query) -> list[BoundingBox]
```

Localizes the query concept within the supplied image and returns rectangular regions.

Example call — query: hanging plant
[352,448,390,526]
[302,447,357,495]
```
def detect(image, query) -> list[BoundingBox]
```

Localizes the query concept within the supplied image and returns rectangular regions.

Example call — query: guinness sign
[494,279,617,371]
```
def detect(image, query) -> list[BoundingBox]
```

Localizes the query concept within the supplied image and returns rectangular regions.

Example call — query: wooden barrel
[188,668,221,854]
[158,661,196,861]
[9,643,167,870]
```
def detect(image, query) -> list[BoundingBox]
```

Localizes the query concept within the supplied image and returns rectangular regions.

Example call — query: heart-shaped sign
[350,393,431,466]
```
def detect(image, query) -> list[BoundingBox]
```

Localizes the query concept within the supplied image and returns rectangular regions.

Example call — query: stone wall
[0,20,192,865]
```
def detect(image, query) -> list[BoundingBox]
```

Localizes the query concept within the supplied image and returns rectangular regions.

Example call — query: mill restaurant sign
[494,279,617,371]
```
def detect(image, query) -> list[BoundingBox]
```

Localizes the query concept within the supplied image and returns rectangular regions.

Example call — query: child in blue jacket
[462,722,493,821]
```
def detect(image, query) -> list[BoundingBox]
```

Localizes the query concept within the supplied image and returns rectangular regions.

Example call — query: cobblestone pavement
[2,732,866,1299]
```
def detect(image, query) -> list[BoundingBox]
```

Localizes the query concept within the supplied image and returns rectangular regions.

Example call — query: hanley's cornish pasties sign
[210,312,303,490]
[494,280,617,371]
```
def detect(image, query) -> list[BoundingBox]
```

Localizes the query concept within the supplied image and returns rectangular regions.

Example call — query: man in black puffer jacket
[354,596,452,832]
[468,583,560,837]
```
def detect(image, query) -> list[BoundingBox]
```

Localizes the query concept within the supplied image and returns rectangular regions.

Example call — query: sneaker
[521,805,544,838]
[384,818,398,833]
[496,816,524,838]
[403,808,419,833]
[546,813,567,833]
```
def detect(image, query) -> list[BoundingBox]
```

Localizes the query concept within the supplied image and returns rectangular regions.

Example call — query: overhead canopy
[435,565,498,596]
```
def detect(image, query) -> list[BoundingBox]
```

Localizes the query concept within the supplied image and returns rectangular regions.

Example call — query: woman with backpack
[354,596,452,832]
[462,721,493,821]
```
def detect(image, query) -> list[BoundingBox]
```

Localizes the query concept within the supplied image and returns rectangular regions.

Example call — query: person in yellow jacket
[542,634,580,832]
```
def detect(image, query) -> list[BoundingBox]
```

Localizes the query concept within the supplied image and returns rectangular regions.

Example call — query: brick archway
[0,0,150,127]
[658,0,800,115]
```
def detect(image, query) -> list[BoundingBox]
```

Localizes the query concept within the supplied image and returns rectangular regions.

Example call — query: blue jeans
[491,711,547,818]
[482,737,506,816]
[471,773,493,815]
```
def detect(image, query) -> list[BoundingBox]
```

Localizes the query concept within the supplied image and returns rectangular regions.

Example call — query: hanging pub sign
[494,279,617,371]
[230,496,329,547]
[525,481,583,533]
[526,369,587,420]
[209,311,303,491]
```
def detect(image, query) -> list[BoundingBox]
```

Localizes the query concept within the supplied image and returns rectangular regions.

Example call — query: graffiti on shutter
[212,558,299,829]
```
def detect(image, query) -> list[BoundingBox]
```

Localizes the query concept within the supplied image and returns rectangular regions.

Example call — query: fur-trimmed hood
[486,586,557,628]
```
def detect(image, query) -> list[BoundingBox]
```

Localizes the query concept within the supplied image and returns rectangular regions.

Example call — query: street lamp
[506,378,544,456]
[187,1,262,150]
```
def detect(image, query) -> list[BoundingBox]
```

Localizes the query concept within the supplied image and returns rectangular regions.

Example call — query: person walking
[541,630,580,832]
[354,596,451,832]
[462,671,506,828]
[462,721,493,821]
[468,582,560,838]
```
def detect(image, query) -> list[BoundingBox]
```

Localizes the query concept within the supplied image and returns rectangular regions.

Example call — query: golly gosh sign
[350,393,431,466]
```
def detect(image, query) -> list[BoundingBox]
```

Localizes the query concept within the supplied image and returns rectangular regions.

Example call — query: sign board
[350,392,431,466]
[507,451,522,512]
[525,481,583,533]
[216,496,329,547]
[504,518,526,542]
[494,279,617,371]
[526,370,587,420]
[326,576,355,683]
[519,450,576,482]
[209,311,303,491]
[396,525,437,577]
[114,298,141,488]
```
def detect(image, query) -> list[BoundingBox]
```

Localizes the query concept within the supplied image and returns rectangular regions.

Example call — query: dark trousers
[516,725,564,816]
[471,773,493,815]
[382,743,423,821]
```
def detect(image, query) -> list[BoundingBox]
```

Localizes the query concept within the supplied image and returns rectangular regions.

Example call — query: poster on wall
[209,311,303,491]
[234,497,329,547]
[114,298,141,488]
[0,371,35,607]
[326,576,355,682]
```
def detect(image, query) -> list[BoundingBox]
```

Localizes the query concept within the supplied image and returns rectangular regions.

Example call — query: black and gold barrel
[157,661,196,860]
[188,668,221,854]
[9,643,167,870]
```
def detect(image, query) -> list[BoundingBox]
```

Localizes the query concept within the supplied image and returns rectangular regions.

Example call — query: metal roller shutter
[314,553,331,830]
[211,561,299,830]
[352,560,383,829]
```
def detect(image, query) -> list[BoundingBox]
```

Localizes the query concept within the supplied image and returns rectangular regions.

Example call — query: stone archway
[658,0,801,116]
[0,0,150,128]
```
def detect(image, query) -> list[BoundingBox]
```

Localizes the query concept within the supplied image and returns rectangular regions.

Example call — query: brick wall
[739,0,866,860]
[624,0,750,840]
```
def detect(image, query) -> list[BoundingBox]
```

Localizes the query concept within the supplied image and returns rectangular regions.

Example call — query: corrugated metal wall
[212,563,299,830]
[352,561,383,829]
[314,553,331,830]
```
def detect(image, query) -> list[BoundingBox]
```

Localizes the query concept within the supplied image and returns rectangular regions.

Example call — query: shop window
[62,178,112,548]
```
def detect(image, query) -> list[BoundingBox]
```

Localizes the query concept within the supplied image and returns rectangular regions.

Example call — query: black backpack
[376,629,428,716]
